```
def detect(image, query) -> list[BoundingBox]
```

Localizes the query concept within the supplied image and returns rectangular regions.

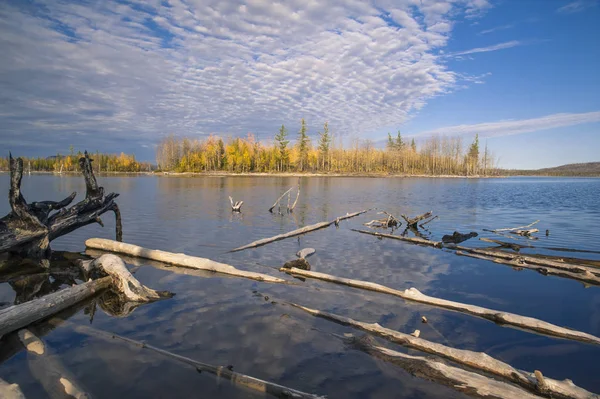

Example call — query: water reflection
[0,175,599,397]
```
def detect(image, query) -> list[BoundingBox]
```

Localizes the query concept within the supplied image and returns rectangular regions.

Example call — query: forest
[0,147,150,173]
[155,119,498,176]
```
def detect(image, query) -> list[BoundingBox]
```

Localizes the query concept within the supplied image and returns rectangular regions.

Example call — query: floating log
[55,320,325,399]
[346,334,545,399]
[0,378,25,399]
[228,196,243,212]
[480,237,525,251]
[18,328,90,399]
[289,303,597,399]
[230,210,368,252]
[484,220,540,233]
[0,254,170,338]
[280,267,600,345]
[289,178,300,212]
[0,152,122,259]
[86,238,287,283]
[454,246,600,279]
[268,187,294,213]
[456,251,600,286]
[296,248,316,259]
[364,211,400,229]
[419,215,439,228]
[441,231,478,244]
[511,228,539,237]
[479,238,600,257]
[352,229,443,248]
[401,211,433,227]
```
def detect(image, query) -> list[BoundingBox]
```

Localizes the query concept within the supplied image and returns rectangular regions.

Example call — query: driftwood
[0,254,170,338]
[289,303,598,399]
[268,187,294,213]
[352,229,443,248]
[230,210,368,252]
[364,211,400,229]
[280,267,600,345]
[18,328,90,398]
[228,196,243,212]
[419,215,439,228]
[511,228,539,237]
[456,251,600,286]
[85,238,287,283]
[441,231,478,244]
[484,220,540,233]
[55,320,324,399]
[346,334,545,399]
[0,152,122,259]
[401,211,433,228]
[289,179,300,212]
[296,248,316,259]
[0,378,25,399]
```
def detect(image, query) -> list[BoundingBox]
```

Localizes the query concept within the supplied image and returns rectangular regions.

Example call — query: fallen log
[454,246,600,278]
[85,238,287,283]
[346,334,545,399]
[352,229,443,248]
[228,196,243,212]
[364,211,400,229]
[0,254,171,337]
[0,378,25,399]
[230,210,368,252]
[484,220,540,233]
[419,215,439,228]
[401,211,433,228]
[280,267,600,345]
[18,328,90,399]
[0,152,122,259]
[289,178,300,212]
[289,303,598,399]
[479,238,600,257]
[456,251,600,286]
[54,320,325,399]
[511,228,539,237]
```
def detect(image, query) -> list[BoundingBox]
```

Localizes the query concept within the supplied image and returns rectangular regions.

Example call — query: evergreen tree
[411,138,417,152]
[318,121,331,171]
[275,124,289,171]
[297,118,309,171]
[467,134,480,174]
[395,131,404,150]
[386,133,395,151]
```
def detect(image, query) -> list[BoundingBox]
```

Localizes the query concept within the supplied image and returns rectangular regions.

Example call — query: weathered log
[85,238,287,283]
[442,231,478,244]
[0,378,26,399]
[289,179,300,212]
[352,229,443,248]
[269,187,294,213]
[419,215,439,228]
[479,237,525,251]
[484,220,540,233]
[0,253,171,337]
[454,246,600,278]
[0,152,122,259]
[479,238,600,257]
[401,211,433,227]
[289,303,598,399]
[456,251,600,286]
[364,211,400,229]
[346,334,545,399]
[511,228,539,237]
[56,321,325,399]
[280,267,600,345]
[230,210,368,252]
[229,196,243,212]
[0,277,111,338]
[18,329,90,399]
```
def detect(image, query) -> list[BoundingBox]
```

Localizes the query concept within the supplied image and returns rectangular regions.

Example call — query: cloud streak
[448,40,521,57]
[556,0,598,14]
[0,0,492,155]
[413,111,600,138]
[479,24,513,35]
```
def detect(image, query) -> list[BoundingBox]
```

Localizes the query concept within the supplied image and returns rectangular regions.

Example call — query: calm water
[1,174,600,398]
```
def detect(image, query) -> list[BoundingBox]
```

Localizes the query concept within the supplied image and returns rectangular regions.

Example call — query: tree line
[156,119,497,176]
[0,147,150,173]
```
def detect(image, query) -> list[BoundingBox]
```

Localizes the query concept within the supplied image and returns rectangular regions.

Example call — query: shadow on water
[0,175,600,398]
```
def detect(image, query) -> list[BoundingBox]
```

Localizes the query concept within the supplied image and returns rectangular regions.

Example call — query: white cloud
[0,0,492,153]
[556,0,598,14]
[413,111,600,138]
[448,40,521,57]
[479,24,513,35]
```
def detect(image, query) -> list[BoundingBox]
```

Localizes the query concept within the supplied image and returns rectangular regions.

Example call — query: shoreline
[1,170,598,178]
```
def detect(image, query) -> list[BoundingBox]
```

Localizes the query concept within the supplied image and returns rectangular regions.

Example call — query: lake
[1,174,600,398]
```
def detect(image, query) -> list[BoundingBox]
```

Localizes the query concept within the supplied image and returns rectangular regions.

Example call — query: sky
[0,0,599,169]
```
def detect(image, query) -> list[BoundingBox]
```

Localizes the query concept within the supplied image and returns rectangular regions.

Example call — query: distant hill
[502,162,600,177]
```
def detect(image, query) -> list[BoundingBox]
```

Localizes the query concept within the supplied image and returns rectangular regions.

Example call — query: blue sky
[1,0,599,169]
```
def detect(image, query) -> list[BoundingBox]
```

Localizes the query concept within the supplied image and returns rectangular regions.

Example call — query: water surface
[1,175,599,398]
